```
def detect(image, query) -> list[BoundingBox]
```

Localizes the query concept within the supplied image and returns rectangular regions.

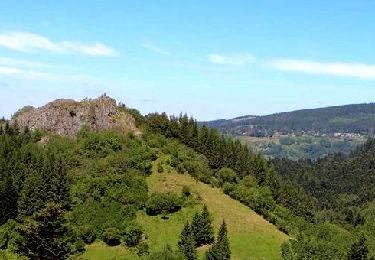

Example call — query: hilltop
[10,95,136,136]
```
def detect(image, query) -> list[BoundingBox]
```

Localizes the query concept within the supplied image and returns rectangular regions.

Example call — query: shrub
[182,186,191,197]
[216,168,238,186]
[210,177,220,188]
[222,183,235,195]
[157,162,164,173]
[76,225,96,244]
[122,222,143,247]
[70,239,86,253]
[145,193,183,216]
[136,241,149,256]
[103,227,121,246]
[177,163,185,174]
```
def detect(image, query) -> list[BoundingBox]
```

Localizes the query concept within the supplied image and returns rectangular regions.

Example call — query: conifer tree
[191,212,202,246]
[178,221,197,260]
[204,220,231,260]
[191,205,214,247]
[216,220,230,260]
[16,202,71,260]
[200,205,215,245]
[0,176,18,225]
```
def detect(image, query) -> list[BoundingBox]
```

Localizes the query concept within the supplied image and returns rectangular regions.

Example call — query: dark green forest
[0,107,374,259]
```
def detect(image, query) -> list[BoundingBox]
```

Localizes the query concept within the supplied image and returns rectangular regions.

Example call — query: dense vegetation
[204,102,375,136]
[237,135,364,161]
[1,102,375,259]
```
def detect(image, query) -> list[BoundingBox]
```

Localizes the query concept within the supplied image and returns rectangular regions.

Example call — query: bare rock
[11,95,136,136]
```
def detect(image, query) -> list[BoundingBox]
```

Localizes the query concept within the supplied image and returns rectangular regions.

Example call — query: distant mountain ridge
[202,103,375,136]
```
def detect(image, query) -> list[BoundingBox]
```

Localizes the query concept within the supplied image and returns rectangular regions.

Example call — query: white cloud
[61,42,116,56]
[0,57,49,68]
[267,59,375,79]
[141,42,170,56]
[0,31,116,56]
[208,53,254,66]
[0,66,23,75]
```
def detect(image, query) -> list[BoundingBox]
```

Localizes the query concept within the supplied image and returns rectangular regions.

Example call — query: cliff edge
[11,95,136,136]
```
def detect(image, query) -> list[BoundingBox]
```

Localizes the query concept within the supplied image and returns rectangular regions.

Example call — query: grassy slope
[143,157,288,260]
[75,157,288,260]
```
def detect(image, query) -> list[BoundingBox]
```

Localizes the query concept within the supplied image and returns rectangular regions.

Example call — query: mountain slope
[145,160,288,259]
[273,138,375,209]
[203,103,375,136]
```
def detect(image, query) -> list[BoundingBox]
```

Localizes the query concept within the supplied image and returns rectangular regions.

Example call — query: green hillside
[76,154,288,260]
[145,159,288,259]
[1,101,373,260]
[203,102,375,136]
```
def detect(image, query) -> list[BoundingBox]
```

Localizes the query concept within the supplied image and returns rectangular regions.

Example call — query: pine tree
[204,220,231,260]
[191,205,214,247]
[178,221,197,260]
[348,235,369,260]
[216,220,230,260]
[200,205,215,245]
[0,176,18,225]
[191,212,202,246]
[16,202,71,260]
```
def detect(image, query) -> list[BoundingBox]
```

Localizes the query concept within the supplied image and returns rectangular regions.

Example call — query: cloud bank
[268,59,375,79]
[0,31,116,56]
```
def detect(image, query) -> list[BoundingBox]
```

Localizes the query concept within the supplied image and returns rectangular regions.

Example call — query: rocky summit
[11,95,136,136]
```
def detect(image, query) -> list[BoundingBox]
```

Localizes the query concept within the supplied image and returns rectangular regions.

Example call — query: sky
[1,1,375,120]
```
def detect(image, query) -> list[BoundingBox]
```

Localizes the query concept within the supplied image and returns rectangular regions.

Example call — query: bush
[76,225,96,244]
[222,183,235,195]
[145,193,183,216]
[157,162,164,173]
[177,163,185,174]
[210,177,220,188]
[103,227,121,246]
[122,222,143,247]
[182,186,191,197]
[216,168,238,186]
[136,241,149,256]
[70,239,86,254]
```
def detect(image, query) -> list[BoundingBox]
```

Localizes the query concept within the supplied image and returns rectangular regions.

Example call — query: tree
[18,148,70,216]
[192,205,214,247]
[216,220,231,260]
[16,203,70,260]
[200,205,215,245]
[205,220,230,260]
[191,212,202,246]
[178,221,197,260]
[216,168,237,186]
[0,176,18,225]
[348,235,369,260]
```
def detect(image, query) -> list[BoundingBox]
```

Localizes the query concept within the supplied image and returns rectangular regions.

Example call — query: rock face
[12,95,136,136]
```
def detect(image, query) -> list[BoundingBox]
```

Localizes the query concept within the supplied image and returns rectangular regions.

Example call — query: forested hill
[203,103,375,136]
[273,138,375,210]
[1,97,374,259]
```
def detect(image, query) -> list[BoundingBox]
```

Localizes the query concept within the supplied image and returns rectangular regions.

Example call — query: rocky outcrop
[12,95,136,136]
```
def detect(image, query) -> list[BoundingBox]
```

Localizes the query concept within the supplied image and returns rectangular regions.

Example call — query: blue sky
[1,1,375,120]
